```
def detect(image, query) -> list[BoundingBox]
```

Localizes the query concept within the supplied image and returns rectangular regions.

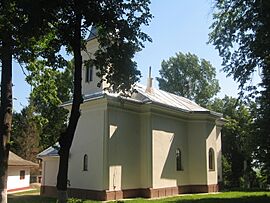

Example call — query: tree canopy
[157,52,220,106]
[209,0,270,183]
[11,104,41,162]
[0,1,54,202]
[208,97,256,188]
[26,60,74,149]
[209,0,269,93]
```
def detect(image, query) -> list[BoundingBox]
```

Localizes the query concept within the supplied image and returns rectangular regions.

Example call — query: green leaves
[157,52,220,107]
[210,0,270,183]
[26,60,73,149]
[11,104,41,162]
[26,60,61,106]
[209,0,269,93]
[208,96,256,187]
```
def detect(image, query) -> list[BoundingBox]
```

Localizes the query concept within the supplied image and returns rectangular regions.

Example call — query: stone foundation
[41,184,219,201]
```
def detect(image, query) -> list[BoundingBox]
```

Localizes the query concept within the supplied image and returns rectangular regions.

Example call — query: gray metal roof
[87,26,97,41]
[104,84,216,114]
[62,84,222,117]
[37,143,59,158]
[62,83,222,116]
[133,84,209,112]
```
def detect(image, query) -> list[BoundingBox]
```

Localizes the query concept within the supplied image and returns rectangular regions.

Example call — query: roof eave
[8,164,38,167]
[37,154,59,159]
[60,93,106,108]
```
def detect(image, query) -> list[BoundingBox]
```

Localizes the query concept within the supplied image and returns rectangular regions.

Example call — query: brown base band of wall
[41,184,219,201]
[8,186,31,193]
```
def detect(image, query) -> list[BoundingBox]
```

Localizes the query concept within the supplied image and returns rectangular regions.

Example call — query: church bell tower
[81,27,109,96]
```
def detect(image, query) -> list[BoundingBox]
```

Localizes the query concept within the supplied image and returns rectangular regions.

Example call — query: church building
[38,29,224,200]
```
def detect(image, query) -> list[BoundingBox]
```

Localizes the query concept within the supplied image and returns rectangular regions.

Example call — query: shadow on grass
[168,195,270,203]
[7,191,270,203]
[8,194,57,203]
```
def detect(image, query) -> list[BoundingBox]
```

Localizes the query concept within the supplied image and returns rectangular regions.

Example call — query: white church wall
[139,112,153,189]
[81,39,109,96]
[216,125,222,183]
[81,39,102,96]
[187,121,208,185]
[108,107,141,191]
[151,113,189,189]
[206,123,218,185]
[68,100,107,191]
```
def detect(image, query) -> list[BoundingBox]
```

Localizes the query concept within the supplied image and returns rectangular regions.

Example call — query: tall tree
[37,1,152,202]
[0,2,15,201]
[157,52,220,106]
[0,1,51,202]
[209,0,270,182]
[27,60,73,149]
[11,105,41,162]
[209,96,255,188]
[253,68,270,183]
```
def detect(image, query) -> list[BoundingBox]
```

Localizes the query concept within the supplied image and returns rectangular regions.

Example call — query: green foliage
[222,155,232,187]
[0,1,55,201]
[27,60,73,149]
[208,96,256,188]
[209,0,270,183]
[27,60,61,106]
[209,0,269,93]
[0,1,59,63]
[67,198,83,203]
[40,0,153,94]
[252,69,270,182]
[157,52,220,107]
[11,104,41,162]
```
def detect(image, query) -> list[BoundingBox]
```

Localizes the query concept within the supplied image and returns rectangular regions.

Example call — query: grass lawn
[7,191,270,203]
[8,189,56,203]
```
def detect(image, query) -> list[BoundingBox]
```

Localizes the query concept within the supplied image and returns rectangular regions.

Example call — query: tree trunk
[0,35,13,203]
[0,190,7,203]
[56,8,83,203]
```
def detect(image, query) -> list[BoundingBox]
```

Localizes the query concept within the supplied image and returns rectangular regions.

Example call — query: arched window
[176,148,183,171]
[83,154,88,171]
[85,66,93,82]
[209,148,215,171]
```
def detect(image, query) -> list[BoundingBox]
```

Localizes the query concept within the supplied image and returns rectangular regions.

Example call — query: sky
[11,0,260,112]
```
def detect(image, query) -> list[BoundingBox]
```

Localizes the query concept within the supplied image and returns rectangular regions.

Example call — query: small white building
[38,28,224,200]
[7,152,38,192]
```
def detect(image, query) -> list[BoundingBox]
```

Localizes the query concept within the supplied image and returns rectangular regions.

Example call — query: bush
[67,198,83,203]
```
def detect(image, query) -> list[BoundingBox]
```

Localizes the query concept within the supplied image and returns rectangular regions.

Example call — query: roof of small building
[87,26,97,41]
[8,152,38,167]
[37,143,59,158]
